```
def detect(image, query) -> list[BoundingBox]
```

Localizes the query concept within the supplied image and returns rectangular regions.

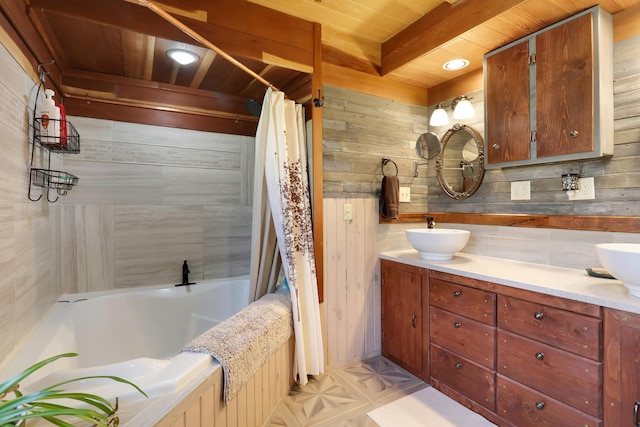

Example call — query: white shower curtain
[250,88,324,385]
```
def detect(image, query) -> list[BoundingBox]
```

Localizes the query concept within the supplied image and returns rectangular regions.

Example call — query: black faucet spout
[175,260,196,286]
[425,215,436,229]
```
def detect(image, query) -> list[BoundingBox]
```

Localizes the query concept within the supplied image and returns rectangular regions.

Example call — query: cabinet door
[536,13,593,158]
[485,40,530,165]
[381,261,427,378]
[603,308,640,427]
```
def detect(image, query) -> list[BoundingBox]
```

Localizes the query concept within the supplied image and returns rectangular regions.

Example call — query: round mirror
[435,124,485,200]
[415,132,441,160]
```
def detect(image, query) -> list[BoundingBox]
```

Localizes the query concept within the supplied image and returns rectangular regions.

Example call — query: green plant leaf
[32,393,114,414]
[0,353,77,396]
[44,375,148,398]
[0,353,147,426]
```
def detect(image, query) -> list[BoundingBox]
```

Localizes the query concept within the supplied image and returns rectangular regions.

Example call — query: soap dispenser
[39,89,60,145]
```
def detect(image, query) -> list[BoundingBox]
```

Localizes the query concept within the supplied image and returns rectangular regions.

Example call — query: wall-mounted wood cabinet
[484,6,613,168]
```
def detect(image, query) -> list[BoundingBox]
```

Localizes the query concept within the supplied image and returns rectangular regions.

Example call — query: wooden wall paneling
[364,198,381,356]
[325,198,349,365]
[324,198,381,368]
[380,212,640,234]
[157,337,293,427]
[312,22,325,303]
[322,63,429,106]
[613,4,640,42]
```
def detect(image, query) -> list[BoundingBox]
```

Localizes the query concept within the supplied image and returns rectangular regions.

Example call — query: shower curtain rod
[123,0,280,92]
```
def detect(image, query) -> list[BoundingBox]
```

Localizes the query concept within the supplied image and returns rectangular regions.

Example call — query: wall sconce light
[430,95,475,126]
[562,173,579,197]
[166,49,200,65]
[429,103,449,126]
[452,95,474,120]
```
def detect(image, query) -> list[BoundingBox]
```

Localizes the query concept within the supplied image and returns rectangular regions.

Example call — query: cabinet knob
[536,401,545,410]
[453,290,462,297]
[634,401,639,426]
[454,322,462,328]
[535,352,545,361]
[570,130,579,138]
[492,143,500,150]
[411,313,417,328]
[455,362,463,369]
[534,312,544,320]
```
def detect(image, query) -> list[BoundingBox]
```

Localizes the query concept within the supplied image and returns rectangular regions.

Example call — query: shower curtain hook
[313,89,324,107]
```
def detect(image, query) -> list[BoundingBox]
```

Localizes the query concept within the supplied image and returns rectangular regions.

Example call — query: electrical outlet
[511,181,531,200]
[343,203,353,220]
[399,187,411,202]
[568,177,595,200]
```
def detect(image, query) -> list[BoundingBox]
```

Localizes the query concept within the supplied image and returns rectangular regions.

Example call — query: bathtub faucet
[176,260,196,286]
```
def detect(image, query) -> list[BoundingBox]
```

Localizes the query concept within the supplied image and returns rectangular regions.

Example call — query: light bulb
[166,49,200,65]
[430,105,449,127]
[453,98,474,120]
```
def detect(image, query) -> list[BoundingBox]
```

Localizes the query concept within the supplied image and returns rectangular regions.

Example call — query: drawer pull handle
[634,401,639,426]
[570,130,579,137]
[454,322,462,328]
[536,401,545,410]
[535,352,544,361]
[534,312,544,320]
[453,290,462,297]
[492,143,500,150]
[411,313,417,329]
[455,362,463,369]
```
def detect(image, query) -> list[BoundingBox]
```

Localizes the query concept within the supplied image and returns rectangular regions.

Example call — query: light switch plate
[399,187,411,202]
[343,203,353,220]
[511,181,531,200]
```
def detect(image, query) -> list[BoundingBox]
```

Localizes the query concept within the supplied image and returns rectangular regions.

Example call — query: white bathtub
[0,277,249,406]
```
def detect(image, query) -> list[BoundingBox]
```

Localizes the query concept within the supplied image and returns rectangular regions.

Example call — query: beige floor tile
[267,356,427,427]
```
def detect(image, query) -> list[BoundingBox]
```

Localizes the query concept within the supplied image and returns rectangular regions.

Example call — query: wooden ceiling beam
[0,0,63,90]
[63,96,258,136]
[61,69,254,117]
[28,0,314,70]
[380,0,527,76]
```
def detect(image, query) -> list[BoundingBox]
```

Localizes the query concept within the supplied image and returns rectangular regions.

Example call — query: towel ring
[381,158,398,176]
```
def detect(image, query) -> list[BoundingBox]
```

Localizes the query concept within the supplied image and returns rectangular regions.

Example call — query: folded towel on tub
[182,291,292,404]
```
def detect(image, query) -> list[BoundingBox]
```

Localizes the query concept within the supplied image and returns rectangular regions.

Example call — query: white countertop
[380,250,640,315]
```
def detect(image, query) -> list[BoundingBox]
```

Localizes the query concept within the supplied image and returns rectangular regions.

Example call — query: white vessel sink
[406,229,470,260]
[596,243,640,298]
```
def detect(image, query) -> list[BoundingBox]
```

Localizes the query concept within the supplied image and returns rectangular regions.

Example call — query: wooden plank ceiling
[4,0,640,135]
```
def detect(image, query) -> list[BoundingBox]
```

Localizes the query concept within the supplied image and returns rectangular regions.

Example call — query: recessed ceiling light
[442,58,469,71]
[166,49,200,65]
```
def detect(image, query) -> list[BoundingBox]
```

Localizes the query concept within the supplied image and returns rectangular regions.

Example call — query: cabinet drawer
[430,279,496,325]
[431,306,495,368]
[498,295,601,360]
[497,375,602,427]
[431,344,496,410]
[497,330,601,417]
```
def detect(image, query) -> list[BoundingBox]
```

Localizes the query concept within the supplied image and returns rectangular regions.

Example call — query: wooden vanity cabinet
[380,260,429,381]
[380,262,640,427]
[484,6,613,168]
[429,275,497,412]
[496,293,603,426]
[428,270,603,426]
[603,308,640,427]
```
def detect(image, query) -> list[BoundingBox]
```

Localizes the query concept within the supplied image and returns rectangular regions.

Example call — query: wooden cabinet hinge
[529,53,536,65]
[530,131,537,144]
